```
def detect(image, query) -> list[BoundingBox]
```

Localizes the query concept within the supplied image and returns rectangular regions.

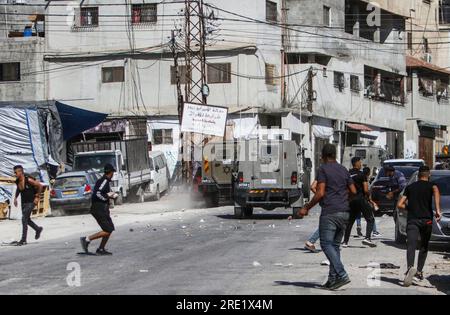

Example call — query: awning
[55,102,108,140]
[347,123,374,132]
[418,120,442,130]
[406,55,450,76]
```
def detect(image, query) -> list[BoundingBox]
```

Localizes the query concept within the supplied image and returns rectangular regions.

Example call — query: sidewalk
[0,193,206,245]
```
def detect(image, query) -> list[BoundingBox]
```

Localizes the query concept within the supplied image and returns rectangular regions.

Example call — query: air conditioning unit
[424,53,432,63]
[334,120,346,133]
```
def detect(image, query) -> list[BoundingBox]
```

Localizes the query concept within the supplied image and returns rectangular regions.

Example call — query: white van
[149,151,170,201]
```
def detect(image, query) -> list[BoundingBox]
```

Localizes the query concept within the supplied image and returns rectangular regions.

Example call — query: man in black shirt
[343,157,376,248]
[80,164,118,256]
[397,166,442,287]
[13,165,44,246]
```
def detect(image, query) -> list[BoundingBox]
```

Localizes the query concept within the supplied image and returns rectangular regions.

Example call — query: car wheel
[395,219,407,244]
[115,191,124,206]
[243,207,253,218]
[154,186,161,201]
[234,206,244,219]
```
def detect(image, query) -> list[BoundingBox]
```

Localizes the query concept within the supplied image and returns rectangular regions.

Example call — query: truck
[342,145,387,172]
[197,141,238,207]
[233,139,304,219]
[71,138,152,204]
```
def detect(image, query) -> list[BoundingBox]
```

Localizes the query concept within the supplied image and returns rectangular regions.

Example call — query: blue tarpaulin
[56,101,108,140]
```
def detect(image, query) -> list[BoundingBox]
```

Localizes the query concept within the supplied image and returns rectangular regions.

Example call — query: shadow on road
[274,280,322,289]
[289,247,322,253]
[216,214,293,221]
[428,275,450,295]
[381,240,407,250]
[380,276,403,287]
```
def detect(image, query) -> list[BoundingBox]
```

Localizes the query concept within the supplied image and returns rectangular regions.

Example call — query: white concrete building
[0,0,45,102]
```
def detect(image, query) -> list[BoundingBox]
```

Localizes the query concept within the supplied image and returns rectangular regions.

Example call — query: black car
[370,165,420,214]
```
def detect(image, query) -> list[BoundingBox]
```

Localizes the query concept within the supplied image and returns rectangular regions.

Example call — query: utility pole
[281,0,288,107]
[184,0,208,105]
[182,0,209,184]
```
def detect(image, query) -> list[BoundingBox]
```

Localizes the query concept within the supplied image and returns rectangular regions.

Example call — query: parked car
[50,171,101,214]
[383,159,425,168]
[149,151,170,201]
[370,163,422,214]
[394,170,450,244]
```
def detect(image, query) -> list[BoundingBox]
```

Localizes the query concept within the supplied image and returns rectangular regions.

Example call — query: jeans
[320,211,350,280]
[407,219,432,272]
[344,198,375,243]
[308,228,320,244]
[21,203,40,242]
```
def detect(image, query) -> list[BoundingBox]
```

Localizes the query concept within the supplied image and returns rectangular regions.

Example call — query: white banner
[181,103,228,137]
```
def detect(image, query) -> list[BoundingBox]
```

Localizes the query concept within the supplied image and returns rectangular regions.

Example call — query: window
[350,75,360,92]
[102,67,125,83]
[75,7,99,27]
[265,64,277,85]
[0,63,20,81]
[440,0,450,25]
[334,71,345,91]
[266,1,277,22]
[171,65,190,85]
[407,32,413,50]
[153,129,173,145]
[132,3,157,24]
[323,6,331,26]
[207,63,231,84]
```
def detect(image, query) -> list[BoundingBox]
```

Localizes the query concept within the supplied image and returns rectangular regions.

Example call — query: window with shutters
[74,7,99,28]
[207,63,231,84]
[265,64,277,85]
[102,67,125,83]
[132,3,157,24]
[0,63,20,81]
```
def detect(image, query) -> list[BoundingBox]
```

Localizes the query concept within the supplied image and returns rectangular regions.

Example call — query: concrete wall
[45,0,284,115]
[0,38,45,101]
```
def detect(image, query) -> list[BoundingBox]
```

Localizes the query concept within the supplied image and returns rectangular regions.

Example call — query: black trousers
[407,219,433,272]
[21,203,40,242]
[344,197,375,243]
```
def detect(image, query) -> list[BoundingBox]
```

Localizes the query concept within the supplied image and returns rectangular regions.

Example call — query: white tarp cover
[0,108,48,181]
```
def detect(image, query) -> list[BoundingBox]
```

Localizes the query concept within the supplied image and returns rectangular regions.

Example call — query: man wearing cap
[80,163,118,255]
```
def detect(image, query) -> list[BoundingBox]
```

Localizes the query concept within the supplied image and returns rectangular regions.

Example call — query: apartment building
[0,0,45,102]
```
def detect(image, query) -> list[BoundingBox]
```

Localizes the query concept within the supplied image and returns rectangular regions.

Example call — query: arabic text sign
[181,103,228,137]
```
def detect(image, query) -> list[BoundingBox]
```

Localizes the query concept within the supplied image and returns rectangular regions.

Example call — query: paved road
[0,198,449,295]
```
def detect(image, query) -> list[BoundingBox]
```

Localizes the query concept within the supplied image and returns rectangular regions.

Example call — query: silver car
[394,170,450,244]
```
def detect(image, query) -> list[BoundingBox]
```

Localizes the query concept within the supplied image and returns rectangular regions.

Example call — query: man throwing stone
[80,164,118,256]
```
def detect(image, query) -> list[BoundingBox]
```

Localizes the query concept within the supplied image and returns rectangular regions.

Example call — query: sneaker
[329,276,351,290]
[372,231,382,238]
[362,238,377,248]
[404,267,417,287]
[35,227,43,240]
[304,242,317,253]
[80,237,90,253]
[414,272,424,282]
[322,279,335,289]
[17,240,27,246]
[96,249,113,256]
[356,227,363,237]
[342,243,349,248]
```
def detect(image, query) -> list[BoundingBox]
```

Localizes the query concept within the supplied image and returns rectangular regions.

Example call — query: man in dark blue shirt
[297,144,356,290]
[80,164,118,255]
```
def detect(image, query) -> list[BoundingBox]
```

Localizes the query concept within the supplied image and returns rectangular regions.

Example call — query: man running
[343,157,377,248]
[297,144,356,290]
[80,164,118,256]
[13,165,44,246]
[397,166,442,287]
